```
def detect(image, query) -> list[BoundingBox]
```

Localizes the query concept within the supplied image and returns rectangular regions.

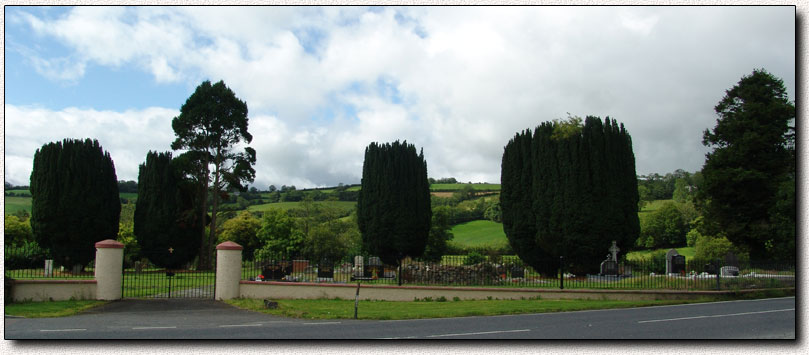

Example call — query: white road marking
[637,308,795,323]
[303,322,342,325]
[219,324,263,328]
[39,329,86,332]
[426,329,531,338]
[132,326,177,330]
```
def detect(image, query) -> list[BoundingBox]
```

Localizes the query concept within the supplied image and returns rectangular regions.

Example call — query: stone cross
[608,241,620,261]
[168,247,174,254]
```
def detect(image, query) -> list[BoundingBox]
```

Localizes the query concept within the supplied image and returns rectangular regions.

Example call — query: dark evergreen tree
[134,151,203,268]
[30,138,121,271]
[357,141,431,266]
[502,117,638,274]
[700,69,795,259]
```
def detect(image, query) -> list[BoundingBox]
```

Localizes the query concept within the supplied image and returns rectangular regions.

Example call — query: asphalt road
[4,297,795,339]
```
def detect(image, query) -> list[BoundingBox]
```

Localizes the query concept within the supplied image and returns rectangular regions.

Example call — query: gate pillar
[215,241,243,300]
[95,239,124,300]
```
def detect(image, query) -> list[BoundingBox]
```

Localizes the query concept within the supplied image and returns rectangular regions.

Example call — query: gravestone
[600,258,618,276]
[354,256,364,277]
[317,260,334,278]
[720,266,739,277]
[599,241,621,276]
[671,255,686,274]
[665,249,680,274]
[44,259,53,277]
[510,265,525,278]
[262,260,291,281]
[364,257,383,278]
[704,262,717,275]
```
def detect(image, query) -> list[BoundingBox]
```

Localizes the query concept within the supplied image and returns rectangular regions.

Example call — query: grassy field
[224,297,705,320]
[431,183,500,191]
[4,192,138,214]
[449,220,508,249]
[248,200,356,213]
[4,196,32,214]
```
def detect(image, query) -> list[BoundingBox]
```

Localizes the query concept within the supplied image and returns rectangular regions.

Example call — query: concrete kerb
[237,281,793,302]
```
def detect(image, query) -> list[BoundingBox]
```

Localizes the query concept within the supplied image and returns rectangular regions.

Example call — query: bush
[4,241,49,270]
[464,251,486,265]
[694,234,748,261]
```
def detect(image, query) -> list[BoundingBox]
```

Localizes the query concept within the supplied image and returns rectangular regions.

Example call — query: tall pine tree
[134,151,203,268]
[502,116,638,274]
[357,141,431,266]
[701,69,795,260]
[30,138,121,271]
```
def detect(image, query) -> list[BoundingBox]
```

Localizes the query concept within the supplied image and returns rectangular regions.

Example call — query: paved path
[4,297,795,339]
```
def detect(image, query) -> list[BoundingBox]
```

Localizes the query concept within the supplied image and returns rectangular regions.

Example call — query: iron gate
[122,249,216,299]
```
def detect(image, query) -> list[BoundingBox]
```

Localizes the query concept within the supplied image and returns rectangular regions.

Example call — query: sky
[2,6,797,189]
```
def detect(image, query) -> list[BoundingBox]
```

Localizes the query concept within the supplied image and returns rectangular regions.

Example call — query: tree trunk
[197,158,211,270]
[206,162,222,270]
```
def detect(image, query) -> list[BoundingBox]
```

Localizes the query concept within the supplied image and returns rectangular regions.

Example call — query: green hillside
[449,220,508,249]
[248,201,356,213]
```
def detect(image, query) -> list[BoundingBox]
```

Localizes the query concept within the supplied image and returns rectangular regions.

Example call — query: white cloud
[6,6,797,188]
[4,105,178,186]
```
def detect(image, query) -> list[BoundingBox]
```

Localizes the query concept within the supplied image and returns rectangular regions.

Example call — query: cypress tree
[357,141,431,266]
[134,151,202,269]
[501,117,638,274]
[30,138,121,271]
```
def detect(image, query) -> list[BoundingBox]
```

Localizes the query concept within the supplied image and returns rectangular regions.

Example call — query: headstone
[665,249,680,274]
[317,260,334,278]
[608,241,620,262]
[262,260,291,281]
[724,252,740,268]
[720,266,739,277]
[510,265,525,278]
[354,256,364,277]
[600,259,619,276]
[671,255,686,274]
[368,257,382,266]
[704,262,717,275]
[44,259,53,277]
[134,261,143,273]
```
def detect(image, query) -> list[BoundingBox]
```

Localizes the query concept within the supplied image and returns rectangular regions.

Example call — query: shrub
[464,251,486,265]
[694,234,748,261]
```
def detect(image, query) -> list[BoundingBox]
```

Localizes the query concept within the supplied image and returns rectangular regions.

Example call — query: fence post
[559,256,564,290]
[215,241,243,300]
[95,239,124,300]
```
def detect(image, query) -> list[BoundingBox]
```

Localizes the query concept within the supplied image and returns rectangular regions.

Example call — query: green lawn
[224,297,705,320]
[5,300,108,318]
[248,201,356,213]
[449,220,508,248]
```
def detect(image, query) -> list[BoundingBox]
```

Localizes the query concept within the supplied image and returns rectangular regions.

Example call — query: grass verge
[224,297,711,320]
[5,299,108,318]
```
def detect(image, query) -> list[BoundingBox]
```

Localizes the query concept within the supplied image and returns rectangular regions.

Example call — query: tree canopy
[700,69,795,259]
[501,116,639,274]
[171,80,256,269]
[357,141,431,266]
[30,138,121,270]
